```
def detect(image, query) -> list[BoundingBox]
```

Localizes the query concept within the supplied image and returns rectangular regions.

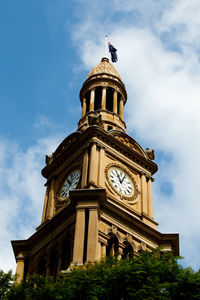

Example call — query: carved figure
[145,148,155,160]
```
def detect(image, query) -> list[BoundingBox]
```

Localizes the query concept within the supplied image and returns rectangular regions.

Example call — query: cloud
[0,136,61,272]
[71,0,200,270]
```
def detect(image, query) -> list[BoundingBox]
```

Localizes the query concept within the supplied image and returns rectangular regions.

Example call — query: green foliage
[4,250,200,300]
[0,269,14,299]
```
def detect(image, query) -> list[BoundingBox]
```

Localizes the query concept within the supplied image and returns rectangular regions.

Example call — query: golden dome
[87,57,122,80]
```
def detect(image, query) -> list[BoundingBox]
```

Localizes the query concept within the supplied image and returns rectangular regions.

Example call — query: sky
[0,0,200,272]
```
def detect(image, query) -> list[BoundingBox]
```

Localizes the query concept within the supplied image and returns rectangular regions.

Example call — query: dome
[87,57,122,80]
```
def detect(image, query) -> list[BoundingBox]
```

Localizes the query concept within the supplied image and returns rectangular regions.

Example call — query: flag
[108,42,118,63]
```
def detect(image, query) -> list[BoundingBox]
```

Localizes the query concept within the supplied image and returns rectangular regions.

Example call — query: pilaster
[15,253,25,284]
[72,206,85,265]
[86,205,99,262]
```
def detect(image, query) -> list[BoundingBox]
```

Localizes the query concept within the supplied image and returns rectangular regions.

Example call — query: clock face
[108,167,134,197]
[60,169,81,198]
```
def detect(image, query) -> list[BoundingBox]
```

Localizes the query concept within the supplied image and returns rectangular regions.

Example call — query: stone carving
[141,242,147,251]
[145,148,155,160]
[115,136,138,152]
[88,114,103,127]
[45,153,54,165]
[111,225,118,235]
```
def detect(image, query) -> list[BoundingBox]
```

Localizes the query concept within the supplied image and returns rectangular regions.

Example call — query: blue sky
[1,0,200,272]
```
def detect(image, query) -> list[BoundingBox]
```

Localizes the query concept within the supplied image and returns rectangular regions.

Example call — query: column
[81,97,86,118]
[15,253,25,284]
[72,207,85,265]
[101,243,106,258]
[81,148,89,188]
[119,97,124,119]
[46,178,55,219]
[147,178,153,218]
[89,89,95,111]
[86,206,99,262]
[141,174,148,215]
[41,185,49,222]
[88,142,98,185]
[113,90,118,113]
[98,147,105,187]
[101,86,107,109]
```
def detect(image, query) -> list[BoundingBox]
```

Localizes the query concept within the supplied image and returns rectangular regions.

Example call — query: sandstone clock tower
[12,57,179,283]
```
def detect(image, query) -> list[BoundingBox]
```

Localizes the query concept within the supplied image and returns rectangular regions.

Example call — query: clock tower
[12,57,179,283]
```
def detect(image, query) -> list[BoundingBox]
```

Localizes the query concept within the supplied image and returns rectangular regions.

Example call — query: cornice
[42,126,158,179]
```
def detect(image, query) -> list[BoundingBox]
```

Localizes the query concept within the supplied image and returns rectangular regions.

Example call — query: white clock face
[108,167,134,197]
[60,169,81,198]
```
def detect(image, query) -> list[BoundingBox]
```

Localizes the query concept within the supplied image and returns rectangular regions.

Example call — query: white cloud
[0,136,61,272]
[71,0,200,270]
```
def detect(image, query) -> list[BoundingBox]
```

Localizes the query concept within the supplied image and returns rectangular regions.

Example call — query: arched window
[122,242,134,259]
[38,257,46,276]
[49,249,58,279]
[106,235,119,257]
[61,240,71,270]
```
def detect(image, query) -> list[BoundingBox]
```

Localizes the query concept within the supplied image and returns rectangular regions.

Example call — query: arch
[37,256,46,276]
[122,241,134,259]
[49,248,58,279]
[106,235,119,257]
[61,239,72,270]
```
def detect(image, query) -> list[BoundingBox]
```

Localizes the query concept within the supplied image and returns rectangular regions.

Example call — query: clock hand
[67,179,72,185]
[121,174,126,183]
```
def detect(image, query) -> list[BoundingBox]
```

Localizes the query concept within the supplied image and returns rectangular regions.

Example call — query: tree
[5,250,200,299]
[0,269,13,299]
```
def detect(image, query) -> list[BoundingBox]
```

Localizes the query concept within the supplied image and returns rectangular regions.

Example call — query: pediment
[109,130,148,158]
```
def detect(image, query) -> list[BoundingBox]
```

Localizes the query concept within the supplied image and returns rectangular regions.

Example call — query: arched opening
[106,235,119,257]
[61,240,71,270]
[49,249,58,279]
[106,87,113,112]
[38,257,46,276]
[117,92,122,115]
[85,91,90,113]
[122,242,134,259]
[94,87,102,111]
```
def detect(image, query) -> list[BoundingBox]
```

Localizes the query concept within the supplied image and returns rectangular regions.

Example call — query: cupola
[78,57,127,132]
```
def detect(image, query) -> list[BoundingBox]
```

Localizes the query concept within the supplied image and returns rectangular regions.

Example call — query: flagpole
[105,35,108,58]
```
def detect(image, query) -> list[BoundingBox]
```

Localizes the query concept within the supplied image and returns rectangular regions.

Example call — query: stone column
[46,178,55,219]
[98,146,105,187]
[82,97,86,118]
[119,97,124,119]
[81,148,89,188]
[101,243,106,258]
[15,253,25,284]
[88,142,98,185]
[141,174,148,215]
[101,86,107,109]
[72,206,85,265]
[86,205,99,262]
[147,178,153,218]
[113,90,118,113]
[41,185,49,222]
[89,89,95,111]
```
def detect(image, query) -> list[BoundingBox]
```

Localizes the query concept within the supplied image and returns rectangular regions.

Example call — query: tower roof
[87,57,121,80]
